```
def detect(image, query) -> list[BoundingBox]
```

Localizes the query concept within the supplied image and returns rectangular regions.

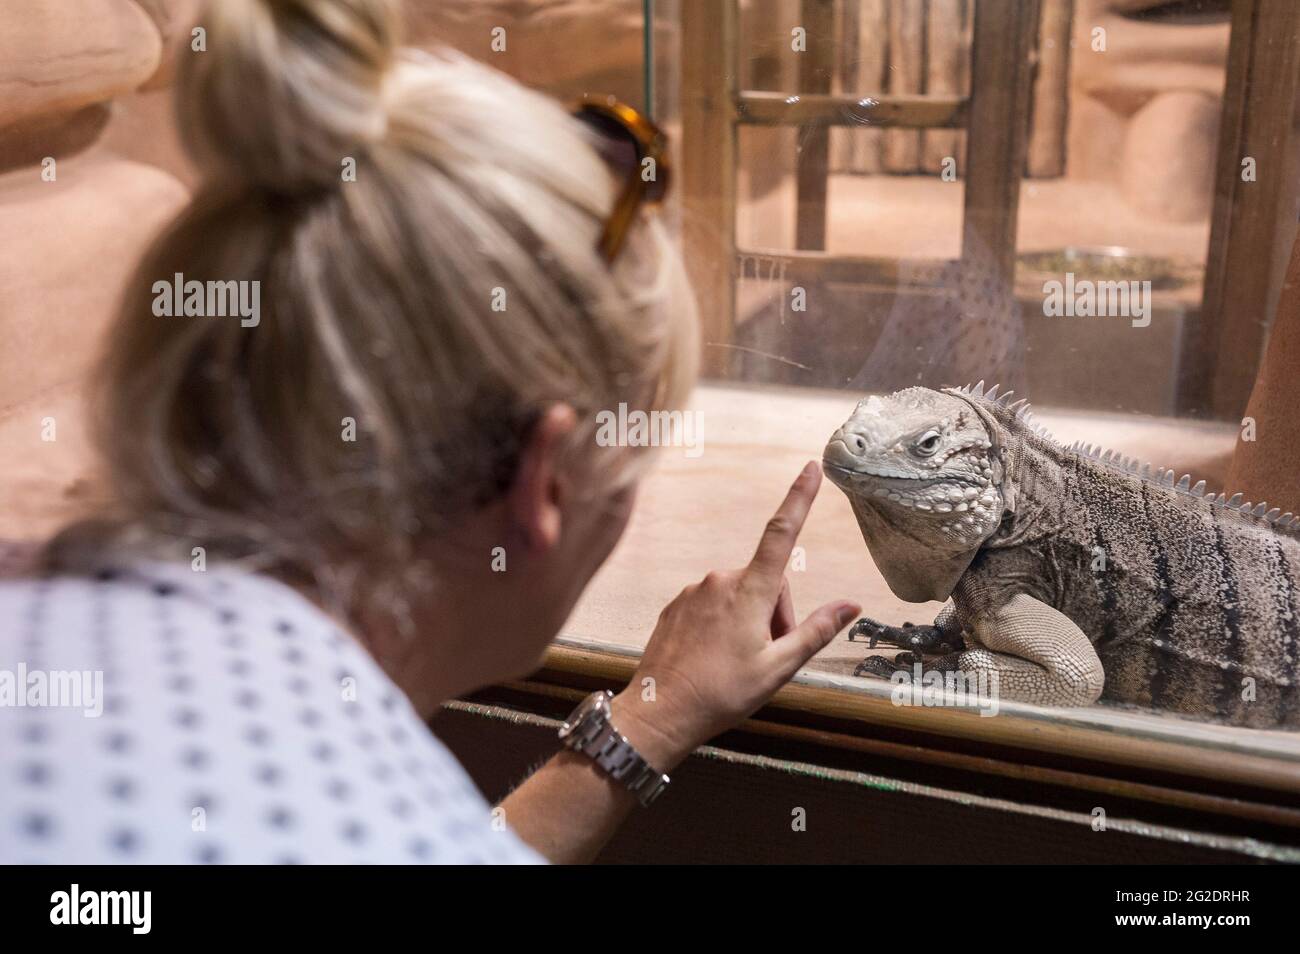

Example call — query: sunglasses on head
[571,95,670,263]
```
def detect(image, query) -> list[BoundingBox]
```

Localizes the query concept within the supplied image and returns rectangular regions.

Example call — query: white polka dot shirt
[0,560,544,864]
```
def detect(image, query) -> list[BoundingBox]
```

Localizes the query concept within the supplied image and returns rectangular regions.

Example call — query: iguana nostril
[822,434,863,470]
[830,428,867,455]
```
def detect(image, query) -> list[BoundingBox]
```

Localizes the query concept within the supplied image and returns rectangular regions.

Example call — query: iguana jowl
[822,382,1300,728]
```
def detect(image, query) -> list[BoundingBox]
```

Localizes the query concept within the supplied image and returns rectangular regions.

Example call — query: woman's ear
[508,404,578,552]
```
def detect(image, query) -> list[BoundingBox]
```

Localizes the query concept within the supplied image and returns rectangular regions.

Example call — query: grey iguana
[822,382,1300,729]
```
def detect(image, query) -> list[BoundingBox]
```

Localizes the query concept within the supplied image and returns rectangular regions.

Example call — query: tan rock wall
[0,1,192,414]
[0,0,161,127]
[408,0,650,103]
[0,156,188,406]
[0,1,195,540]
[1067,0,1229,223]
[131,0,204,90]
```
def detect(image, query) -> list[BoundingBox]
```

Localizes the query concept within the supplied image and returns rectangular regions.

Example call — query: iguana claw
[848,617,891,647]
[853,655,903,679]
[853,650,965,681]
[848,617,965,654]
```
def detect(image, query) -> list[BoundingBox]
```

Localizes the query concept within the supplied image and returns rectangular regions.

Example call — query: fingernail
[801,460,819,479]
[835,603,860,627]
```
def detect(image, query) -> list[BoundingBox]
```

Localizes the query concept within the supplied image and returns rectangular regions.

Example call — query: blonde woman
[0,0,858,864]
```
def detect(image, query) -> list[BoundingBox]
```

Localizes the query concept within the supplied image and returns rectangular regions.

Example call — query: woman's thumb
[765,600,859,677]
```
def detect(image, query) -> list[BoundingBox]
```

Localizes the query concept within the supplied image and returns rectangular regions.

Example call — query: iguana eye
[914,431,942,457]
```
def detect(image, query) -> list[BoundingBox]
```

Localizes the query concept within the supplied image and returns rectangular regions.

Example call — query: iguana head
[822,386,1011,602]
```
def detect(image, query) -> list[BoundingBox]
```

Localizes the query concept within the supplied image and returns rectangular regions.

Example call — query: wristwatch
[558,690,670,807]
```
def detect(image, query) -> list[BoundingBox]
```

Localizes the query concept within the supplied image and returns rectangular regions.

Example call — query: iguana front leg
[851,602,965,678]
[850,601,965,652]
[956,593,1104,707]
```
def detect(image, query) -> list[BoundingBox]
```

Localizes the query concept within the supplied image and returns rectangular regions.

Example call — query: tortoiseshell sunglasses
[571,95,670,263]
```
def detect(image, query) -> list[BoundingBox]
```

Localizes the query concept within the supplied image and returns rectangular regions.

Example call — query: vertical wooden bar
[1187,0,1300,419]
[795,0,835,250]
[844,0,888,175]
[961,0,1039,289]
[884,0,925,172]
[923,0,969,175]
[829,0,858,174]
[1026,0,1072,178]
[680,0,738,377]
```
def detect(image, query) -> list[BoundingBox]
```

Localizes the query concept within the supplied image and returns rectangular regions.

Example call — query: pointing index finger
[748,461,822,588]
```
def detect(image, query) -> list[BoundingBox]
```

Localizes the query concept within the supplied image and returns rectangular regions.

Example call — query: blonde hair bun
[55,0,699,607]
[178,0,399,193]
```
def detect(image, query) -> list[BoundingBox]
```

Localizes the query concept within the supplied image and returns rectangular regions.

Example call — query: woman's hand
[610,461,860,771]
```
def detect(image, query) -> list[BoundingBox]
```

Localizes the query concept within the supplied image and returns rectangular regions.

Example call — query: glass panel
[573,0,1300,745]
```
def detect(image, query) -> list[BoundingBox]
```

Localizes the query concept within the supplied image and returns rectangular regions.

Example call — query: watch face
[558,691,608,739]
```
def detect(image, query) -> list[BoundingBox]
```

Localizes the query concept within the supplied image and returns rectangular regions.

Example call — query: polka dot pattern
[0,561,542,864]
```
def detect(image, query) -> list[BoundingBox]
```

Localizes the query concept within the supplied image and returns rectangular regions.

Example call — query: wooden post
[795,0,835,250]
[961,0,1039,290]
[830,0,856,174]
[884,0,925,172]
[831,0,886,175]
[923,0,970,176]
[680,0,738,377]
[1026,0,1073,179]
[1185,0,1300,419]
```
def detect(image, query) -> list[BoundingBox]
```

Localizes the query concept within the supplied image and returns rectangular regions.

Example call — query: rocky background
[0,1,196,539]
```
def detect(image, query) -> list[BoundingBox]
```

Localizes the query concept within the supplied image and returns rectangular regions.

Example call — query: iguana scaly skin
[822,383,1300,729]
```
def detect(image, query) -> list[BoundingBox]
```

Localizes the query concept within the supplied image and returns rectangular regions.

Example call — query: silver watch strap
[564,703,669,806]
